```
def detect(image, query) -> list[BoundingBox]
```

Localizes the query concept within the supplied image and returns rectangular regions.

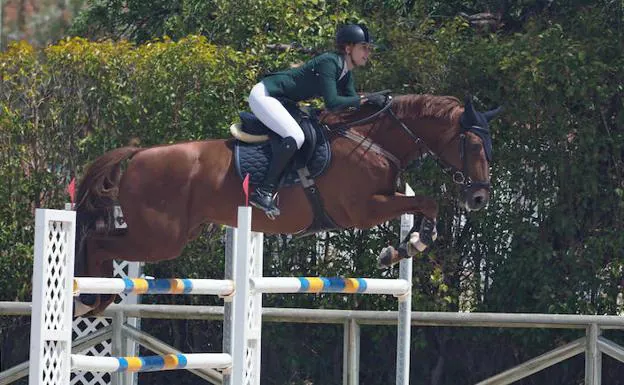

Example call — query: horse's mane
[320,94,463,126]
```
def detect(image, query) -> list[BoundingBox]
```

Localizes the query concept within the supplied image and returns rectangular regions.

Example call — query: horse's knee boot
[418,217,438,246]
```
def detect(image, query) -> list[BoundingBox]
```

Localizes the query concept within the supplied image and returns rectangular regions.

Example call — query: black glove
[366,93,387,108]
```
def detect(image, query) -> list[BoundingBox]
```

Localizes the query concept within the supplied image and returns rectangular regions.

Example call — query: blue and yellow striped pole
[71,353,232,372]
[251,277,410,296]
[73,278,235,296]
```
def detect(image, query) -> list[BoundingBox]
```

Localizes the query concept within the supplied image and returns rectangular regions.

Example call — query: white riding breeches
[248,82,305,149]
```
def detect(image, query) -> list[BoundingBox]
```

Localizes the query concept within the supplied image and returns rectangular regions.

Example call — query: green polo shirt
[261,52,361,110]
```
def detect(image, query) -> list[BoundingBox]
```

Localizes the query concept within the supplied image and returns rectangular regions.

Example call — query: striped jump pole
[73,277,235,296]
[71,353,232,372]
[251,277,410,296]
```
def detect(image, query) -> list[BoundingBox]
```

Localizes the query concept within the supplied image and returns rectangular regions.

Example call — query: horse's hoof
[377,246,409,269]
[378,244,414,268]
[377,246,396,269]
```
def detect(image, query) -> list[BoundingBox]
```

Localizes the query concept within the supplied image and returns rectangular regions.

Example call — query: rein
[334,99,394,129]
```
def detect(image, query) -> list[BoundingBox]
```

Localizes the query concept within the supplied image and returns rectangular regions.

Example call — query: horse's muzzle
[462,183,490,211]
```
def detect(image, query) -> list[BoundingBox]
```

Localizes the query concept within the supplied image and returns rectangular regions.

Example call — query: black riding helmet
[335,24,372,46]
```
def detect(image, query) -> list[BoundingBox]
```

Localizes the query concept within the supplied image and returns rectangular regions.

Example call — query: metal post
[585,324,601,385]
[110,311,124,385]
[343,319,360,385]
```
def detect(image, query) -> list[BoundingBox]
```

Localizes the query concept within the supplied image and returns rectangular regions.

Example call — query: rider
[248,23,385,218]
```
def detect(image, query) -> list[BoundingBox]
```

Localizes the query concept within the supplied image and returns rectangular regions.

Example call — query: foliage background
[1,1,623,384]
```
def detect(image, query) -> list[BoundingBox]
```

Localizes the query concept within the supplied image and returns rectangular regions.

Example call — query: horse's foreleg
[351,193,439,268]
[352,192,438,228]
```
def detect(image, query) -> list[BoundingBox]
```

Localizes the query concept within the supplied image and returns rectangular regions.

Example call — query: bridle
[331,96,491,193]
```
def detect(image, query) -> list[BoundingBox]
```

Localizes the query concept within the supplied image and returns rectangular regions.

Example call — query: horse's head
[448,96,502,211]
[321,94,502,211]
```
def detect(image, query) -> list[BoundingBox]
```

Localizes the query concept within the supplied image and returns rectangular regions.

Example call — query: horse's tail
[74,146,142,275]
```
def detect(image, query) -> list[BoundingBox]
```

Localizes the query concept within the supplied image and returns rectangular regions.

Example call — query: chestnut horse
[74,94,501,315]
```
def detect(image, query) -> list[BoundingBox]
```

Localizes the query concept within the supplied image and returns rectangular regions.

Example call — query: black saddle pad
[234,127,331,187]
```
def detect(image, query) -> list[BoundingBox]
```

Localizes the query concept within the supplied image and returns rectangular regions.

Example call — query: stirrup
[250,190,281,219]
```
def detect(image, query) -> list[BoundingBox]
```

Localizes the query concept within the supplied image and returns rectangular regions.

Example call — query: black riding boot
[250,136,298,218]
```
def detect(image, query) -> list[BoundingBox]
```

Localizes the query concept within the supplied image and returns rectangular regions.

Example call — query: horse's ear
[483,106,503,122]
[463,95,477,122]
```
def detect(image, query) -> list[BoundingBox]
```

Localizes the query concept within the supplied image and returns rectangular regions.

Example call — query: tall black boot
[250,136,298,218]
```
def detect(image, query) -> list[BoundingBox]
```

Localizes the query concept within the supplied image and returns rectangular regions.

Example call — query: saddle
[231,101,339,233]
[232,104,331,186]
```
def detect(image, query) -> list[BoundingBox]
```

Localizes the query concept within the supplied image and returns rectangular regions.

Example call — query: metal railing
[1,301,623,385]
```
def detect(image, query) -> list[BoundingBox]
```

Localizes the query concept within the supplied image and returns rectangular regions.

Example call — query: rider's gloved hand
[365,93,387,108]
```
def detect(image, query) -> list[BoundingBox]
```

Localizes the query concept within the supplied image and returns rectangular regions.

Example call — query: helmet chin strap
[345,51,355,70]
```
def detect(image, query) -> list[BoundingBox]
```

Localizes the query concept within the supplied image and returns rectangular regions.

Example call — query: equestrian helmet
[336,24,372,45]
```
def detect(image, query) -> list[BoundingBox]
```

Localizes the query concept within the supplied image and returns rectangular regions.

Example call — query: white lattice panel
[245,232,263,385]
[42,341,67,383]
[43,224,71,332]
[30,210,76,385]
